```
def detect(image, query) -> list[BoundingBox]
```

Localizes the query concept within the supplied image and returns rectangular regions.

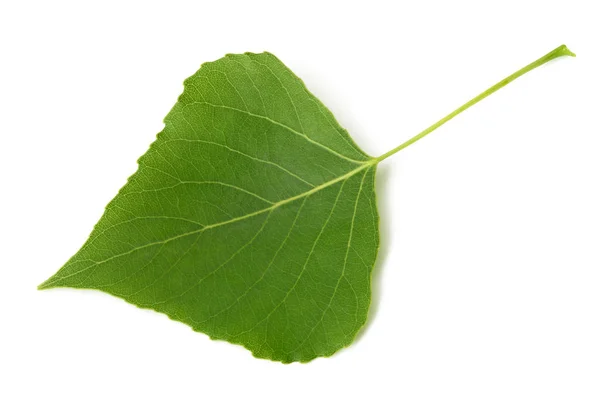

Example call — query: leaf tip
[37,278,56,291]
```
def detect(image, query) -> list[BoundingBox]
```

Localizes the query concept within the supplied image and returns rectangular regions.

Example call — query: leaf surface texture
[40,52,379,363]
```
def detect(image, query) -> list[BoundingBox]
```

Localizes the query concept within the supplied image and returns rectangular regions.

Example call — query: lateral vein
[185,101,367,164]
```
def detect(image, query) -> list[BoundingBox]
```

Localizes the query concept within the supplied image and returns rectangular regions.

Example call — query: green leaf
[40,45,574,363]
[39,52,380,363]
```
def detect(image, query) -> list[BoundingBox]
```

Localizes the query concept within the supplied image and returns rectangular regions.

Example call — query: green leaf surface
[40,45,574,363]
[39,52,380,363]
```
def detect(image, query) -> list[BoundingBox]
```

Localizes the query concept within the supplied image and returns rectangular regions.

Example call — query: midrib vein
[43,162,376,287]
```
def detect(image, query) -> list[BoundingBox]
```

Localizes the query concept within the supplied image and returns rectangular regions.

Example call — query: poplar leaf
[40,44,575,363]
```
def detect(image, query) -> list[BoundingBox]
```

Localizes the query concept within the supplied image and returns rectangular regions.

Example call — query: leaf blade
[40,52,379,363]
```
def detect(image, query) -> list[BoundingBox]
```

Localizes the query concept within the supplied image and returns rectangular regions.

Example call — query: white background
[1,1,599,399]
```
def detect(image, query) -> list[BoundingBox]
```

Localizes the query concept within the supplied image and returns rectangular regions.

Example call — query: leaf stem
[375,44,575,163]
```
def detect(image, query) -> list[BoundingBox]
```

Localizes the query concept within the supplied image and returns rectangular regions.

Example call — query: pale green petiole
[375,44,575,163]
